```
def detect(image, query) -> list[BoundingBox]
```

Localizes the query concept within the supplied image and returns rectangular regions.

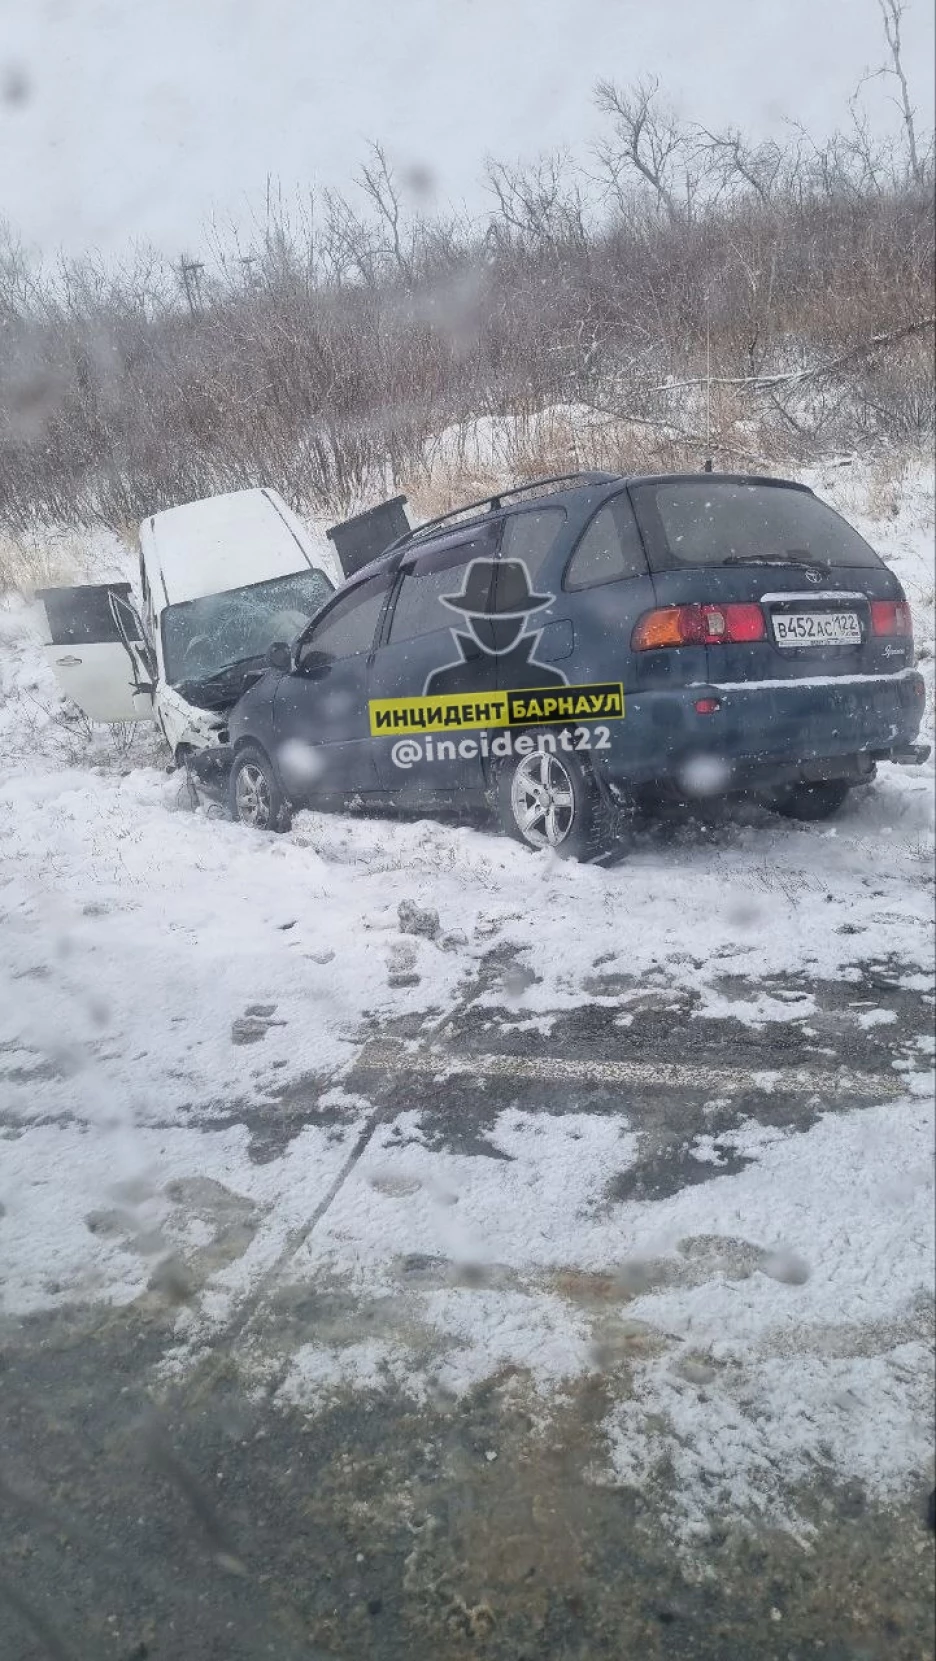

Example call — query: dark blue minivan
[227,471,928,857]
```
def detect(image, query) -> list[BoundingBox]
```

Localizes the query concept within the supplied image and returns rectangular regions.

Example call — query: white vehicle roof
[140,487,336,607]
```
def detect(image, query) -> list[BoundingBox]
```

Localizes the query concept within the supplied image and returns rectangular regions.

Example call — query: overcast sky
[2,0,933,261]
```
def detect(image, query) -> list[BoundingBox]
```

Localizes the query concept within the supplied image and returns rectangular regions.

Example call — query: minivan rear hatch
[628,476,914,683]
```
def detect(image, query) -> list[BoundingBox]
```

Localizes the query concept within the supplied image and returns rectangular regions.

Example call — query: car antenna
[703,297,714,473]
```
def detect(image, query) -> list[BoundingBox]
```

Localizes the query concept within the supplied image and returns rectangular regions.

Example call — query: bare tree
[594,77,705,223]
[696,127,787,205]
[486,152,588,247]
[357,142,412,280]
[320,187,378,286]
[0,84,933,547]
[878,0,927,183]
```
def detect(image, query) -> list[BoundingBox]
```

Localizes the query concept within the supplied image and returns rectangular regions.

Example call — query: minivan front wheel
[496,741,619,860]
[229,745,291,832]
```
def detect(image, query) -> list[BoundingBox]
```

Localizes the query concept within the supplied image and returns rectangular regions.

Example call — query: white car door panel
[37,583,156,724]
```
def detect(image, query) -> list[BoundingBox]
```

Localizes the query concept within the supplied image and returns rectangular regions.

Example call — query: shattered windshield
[163,569,334,686]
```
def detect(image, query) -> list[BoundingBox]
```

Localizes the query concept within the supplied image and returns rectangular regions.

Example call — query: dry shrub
[0,108,931,554]
[860,453,911,522]
[0,528,93,595]
[402,465,505,525]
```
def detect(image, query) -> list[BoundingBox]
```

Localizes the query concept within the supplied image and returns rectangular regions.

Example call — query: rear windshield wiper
[719,554,831,569]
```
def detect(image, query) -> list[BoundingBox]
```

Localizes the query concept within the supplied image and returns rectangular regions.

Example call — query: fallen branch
[645,315,935,395]
[578,399,882,469]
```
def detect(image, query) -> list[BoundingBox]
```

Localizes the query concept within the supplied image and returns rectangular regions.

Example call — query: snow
[277,1338,420,1406]
[0,1120,354,1316]
[602,1342,933,1536]
[695,669,920,691]
[0,455,933,1538]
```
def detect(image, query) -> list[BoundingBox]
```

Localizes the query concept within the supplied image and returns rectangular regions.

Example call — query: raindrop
[1,63,29,106]
[680,754,732,797]
[760,1247,810,1285]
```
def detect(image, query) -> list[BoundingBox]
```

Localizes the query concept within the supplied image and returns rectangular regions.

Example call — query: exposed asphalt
[1,953,934,1661]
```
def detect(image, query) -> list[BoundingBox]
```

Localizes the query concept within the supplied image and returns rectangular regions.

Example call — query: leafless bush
[0,11,931,556]
[0,526,106,593]
[2,685,163,769]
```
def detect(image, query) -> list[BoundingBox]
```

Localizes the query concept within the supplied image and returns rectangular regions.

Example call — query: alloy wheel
[234,760,272,828]
[510,751,576,848]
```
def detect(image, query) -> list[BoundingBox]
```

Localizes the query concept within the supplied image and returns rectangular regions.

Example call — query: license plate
[772,610,862,648]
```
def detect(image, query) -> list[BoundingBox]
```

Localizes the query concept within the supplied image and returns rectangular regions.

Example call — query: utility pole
[178,256,204,316]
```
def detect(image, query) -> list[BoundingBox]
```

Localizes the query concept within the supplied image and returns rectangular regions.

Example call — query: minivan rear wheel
[496,740,622,860]
[770,779,852,821]
[229,744,291,832]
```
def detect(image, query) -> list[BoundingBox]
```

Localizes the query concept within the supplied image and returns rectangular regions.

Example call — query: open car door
[36,583,157,723]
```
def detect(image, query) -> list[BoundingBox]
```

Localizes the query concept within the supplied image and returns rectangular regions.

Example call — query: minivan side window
[387,532,497,644]
[37,583,134,646]
[499,508,566,585]
[564,493,647,590]
[296,573,392,667]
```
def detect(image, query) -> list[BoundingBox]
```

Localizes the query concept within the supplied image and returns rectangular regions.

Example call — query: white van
[37,487,337,786]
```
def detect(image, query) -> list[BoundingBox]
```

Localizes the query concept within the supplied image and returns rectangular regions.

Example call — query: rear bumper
[600,669,927,788]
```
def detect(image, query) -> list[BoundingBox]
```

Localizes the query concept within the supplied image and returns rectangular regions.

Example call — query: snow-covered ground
[0,457,933,1541]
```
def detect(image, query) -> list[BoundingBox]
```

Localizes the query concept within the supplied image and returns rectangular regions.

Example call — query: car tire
[495,736,624,861]
[229,744,292,832]
[770,779,852,821]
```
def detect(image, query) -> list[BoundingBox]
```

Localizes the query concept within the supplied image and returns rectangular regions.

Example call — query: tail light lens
[870,600,913,638]
[632,603,766,650]
[706,602,767,642]
[631,607,701,649]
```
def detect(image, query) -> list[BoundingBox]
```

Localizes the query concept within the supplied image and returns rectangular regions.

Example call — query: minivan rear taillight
[632,603,766,650]
[870,600,913,638]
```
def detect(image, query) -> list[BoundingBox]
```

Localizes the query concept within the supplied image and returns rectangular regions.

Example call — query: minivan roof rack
[384,471,617,554]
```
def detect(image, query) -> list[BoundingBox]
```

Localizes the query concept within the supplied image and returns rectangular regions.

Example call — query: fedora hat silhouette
[441,559,552,617]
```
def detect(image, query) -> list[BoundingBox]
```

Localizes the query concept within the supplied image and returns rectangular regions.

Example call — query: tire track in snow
[180,973,500,1397]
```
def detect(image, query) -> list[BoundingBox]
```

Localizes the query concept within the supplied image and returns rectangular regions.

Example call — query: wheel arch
[231,732,281,773]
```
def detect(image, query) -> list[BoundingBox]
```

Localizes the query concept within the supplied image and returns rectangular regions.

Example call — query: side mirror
[298,648,331,676]
[266,640,292,672]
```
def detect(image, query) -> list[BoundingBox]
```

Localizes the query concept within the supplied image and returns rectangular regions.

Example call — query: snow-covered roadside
[281,1091,933,1534]
[0,457,933,1539]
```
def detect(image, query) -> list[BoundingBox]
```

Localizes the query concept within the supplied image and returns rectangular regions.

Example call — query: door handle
[56,656,82,666]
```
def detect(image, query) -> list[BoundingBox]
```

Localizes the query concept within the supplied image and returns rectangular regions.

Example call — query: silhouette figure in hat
[423,558,568,696]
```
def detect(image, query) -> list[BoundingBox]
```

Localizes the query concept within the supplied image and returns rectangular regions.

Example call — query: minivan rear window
[629,479,881,570]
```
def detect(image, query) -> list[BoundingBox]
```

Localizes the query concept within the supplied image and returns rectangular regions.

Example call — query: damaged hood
[172,656,269,714]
